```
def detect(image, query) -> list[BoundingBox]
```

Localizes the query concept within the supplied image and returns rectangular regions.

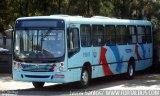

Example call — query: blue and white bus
[12,15,153,88]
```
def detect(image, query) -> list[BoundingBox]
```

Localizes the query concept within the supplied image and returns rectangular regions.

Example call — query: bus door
[67,24,81,69]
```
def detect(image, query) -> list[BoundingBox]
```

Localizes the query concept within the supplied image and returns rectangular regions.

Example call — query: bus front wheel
[32,82,45,88]
[79,67,90,88]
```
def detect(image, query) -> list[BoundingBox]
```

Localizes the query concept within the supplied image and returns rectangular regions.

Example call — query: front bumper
[12,68,81,83]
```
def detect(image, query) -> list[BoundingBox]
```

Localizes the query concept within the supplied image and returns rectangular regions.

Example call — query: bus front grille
[25,75,50,78]
[22,64,54,72]
[22,70,53,72]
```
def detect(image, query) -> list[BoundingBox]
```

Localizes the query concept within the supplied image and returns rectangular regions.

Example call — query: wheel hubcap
[129,65,133,76]
[82,70,89,85]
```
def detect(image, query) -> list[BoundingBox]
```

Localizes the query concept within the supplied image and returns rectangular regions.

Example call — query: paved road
[0,73,160,96]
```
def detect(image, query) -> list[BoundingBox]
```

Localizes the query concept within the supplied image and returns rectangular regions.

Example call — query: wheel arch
[129,57,136,68]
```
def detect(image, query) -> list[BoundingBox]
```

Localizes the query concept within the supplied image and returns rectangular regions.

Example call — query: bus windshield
[14,29,65,61]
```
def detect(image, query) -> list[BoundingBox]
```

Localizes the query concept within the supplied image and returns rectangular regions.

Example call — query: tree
[0,0,160,30]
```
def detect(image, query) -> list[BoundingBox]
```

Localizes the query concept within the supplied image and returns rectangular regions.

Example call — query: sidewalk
[0,74,56,90]
[0,74,32,90]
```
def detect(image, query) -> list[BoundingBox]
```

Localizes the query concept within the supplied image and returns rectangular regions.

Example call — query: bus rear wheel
[32,82,45,88]
[126,61,135,80]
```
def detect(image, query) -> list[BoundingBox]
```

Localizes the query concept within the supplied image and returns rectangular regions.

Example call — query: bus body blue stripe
[108,46,123,73]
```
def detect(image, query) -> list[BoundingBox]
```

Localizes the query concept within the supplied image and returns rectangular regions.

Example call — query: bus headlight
[59,63,64,72]
[13,62,18,71]
[59,66,64,71]
[13,62,22,72]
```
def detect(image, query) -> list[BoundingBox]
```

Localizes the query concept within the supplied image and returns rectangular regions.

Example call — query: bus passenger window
[137,26,146,43]
[105,25,116,45]
[116,25,126,44]
[92,25,104,46]
[127,26,137,44]
[146,26,152,43]
[80,25,91,47]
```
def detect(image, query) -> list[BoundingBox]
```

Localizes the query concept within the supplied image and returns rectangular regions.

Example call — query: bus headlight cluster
[59,63,64,72]
[13,61,22,72]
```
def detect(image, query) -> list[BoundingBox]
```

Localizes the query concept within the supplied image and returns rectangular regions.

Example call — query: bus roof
[16,15,152,26]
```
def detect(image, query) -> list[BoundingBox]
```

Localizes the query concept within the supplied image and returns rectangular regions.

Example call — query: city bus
[12,15,153,88]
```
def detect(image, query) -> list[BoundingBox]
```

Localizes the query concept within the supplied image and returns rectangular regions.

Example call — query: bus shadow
[15,75,125,95]
[15,73,160,95]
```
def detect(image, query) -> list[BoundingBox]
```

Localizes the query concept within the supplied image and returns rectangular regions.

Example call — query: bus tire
[32,82,45,88]
[126,61,135,80]
[79,67,90,88]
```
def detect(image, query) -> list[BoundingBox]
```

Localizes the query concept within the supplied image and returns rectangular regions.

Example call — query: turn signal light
[50,64,56,71]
